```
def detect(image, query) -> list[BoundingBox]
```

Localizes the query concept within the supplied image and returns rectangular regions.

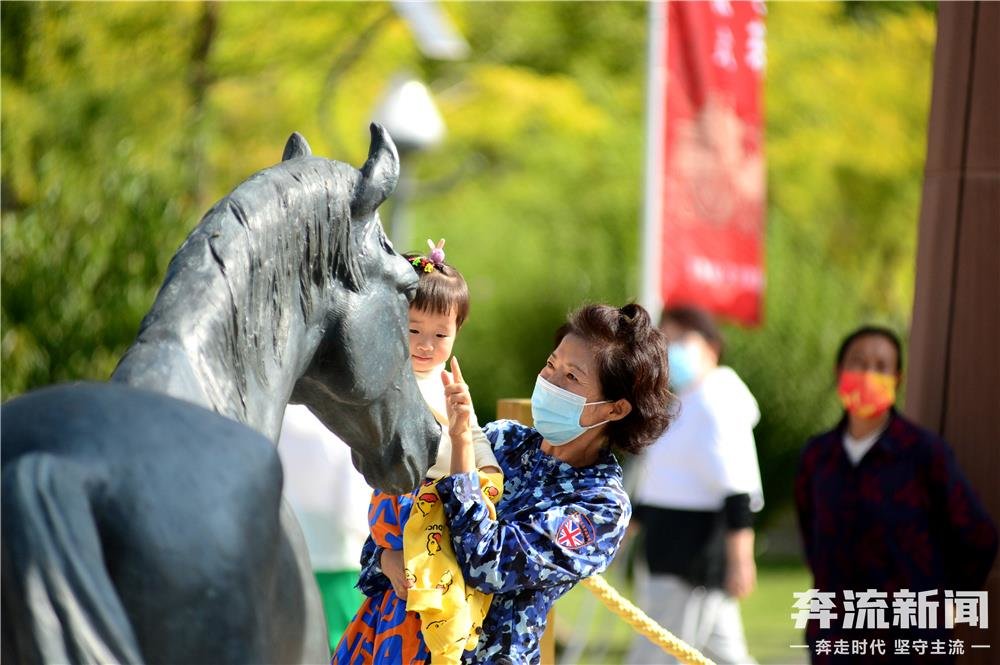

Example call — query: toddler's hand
[442,356,472,437]
[380,548,410,601]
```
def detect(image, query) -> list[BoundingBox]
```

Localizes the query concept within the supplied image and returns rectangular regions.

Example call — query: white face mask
[530,375,611,445]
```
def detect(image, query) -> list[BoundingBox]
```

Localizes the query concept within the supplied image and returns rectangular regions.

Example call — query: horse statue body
[1,125,440,664]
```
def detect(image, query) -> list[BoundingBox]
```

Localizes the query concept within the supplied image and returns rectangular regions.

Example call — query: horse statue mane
[1,125,439,663]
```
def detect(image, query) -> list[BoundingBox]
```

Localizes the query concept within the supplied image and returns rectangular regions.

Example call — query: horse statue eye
[379,232,396,255]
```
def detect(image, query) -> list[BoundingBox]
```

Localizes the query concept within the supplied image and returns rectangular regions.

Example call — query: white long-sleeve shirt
[634,365,764,512]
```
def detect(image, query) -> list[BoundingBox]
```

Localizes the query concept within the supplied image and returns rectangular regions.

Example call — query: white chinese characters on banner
[711,0,733,17]
[711,21,766,73]
[655,0,767,325]
[745,20,766,72]
[712,27,737,71]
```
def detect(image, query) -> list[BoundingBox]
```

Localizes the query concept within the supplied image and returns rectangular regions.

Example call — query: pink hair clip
[409,238,447,275]
[427,238,446,266]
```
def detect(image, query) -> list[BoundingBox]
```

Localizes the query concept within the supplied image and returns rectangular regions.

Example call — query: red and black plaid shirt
[795,410,997,663]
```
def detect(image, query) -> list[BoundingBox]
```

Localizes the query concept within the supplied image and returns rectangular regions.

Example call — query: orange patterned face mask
[837,370,896,418]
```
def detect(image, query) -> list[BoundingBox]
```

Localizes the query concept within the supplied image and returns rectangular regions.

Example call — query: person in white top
[628,306,762,665]
[277,403,374,651]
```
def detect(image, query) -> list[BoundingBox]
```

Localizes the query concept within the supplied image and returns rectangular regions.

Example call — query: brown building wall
[905,2,1000,660]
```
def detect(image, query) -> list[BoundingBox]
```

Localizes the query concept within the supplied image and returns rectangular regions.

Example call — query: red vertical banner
[659,0,766,325]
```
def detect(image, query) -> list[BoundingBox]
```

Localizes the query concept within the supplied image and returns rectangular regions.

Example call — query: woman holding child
[335,240,672,665]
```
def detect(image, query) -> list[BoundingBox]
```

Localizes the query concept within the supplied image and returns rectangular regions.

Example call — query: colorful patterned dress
[335,420,631,665]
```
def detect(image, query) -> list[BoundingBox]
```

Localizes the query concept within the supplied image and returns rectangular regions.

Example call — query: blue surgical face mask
[668,342,700,392]
[530,375,611,446]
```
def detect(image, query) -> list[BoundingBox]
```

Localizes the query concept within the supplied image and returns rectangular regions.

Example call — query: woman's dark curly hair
[555,303,673,454]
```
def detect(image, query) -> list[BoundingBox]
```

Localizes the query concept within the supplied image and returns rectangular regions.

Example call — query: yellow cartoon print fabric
[402,471,504,664]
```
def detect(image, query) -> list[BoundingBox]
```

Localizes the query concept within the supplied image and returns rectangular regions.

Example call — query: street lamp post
[372,75,446,250]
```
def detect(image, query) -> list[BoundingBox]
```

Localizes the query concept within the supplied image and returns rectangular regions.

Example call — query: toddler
[335,240,502,665]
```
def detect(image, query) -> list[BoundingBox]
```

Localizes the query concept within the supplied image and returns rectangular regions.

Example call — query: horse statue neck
[112,156,354,442]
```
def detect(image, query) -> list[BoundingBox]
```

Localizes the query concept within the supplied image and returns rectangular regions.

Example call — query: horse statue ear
[282,132,313,161]
[352,123,399,218]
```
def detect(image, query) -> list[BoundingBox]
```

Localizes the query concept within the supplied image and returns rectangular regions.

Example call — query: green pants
[315,570,364,651]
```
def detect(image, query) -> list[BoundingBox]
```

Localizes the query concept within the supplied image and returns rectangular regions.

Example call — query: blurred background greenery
[1,3,935,659]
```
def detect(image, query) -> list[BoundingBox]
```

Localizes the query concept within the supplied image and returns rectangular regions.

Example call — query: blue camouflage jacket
[358,420,631,664]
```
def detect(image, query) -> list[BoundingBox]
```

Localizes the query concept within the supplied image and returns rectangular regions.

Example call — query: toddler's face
[408,306,458,374]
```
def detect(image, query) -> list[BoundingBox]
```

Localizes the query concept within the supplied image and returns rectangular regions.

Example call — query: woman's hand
[443,357,475,474]
[380,548,410,600]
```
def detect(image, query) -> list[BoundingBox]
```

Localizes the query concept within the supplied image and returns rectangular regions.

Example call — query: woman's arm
[356,537,392,597]
[436,470,630,595]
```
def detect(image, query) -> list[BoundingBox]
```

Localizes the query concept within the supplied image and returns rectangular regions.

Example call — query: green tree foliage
[2,3,205,390]
[1,2,934,523]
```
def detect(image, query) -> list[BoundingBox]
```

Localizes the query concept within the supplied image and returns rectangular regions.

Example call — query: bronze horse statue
[1,124,439,663]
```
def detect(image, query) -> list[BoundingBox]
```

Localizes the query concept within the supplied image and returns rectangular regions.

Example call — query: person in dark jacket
[795,325,998,663]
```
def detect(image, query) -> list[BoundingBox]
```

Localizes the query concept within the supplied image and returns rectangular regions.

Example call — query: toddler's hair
[404,252,470,328]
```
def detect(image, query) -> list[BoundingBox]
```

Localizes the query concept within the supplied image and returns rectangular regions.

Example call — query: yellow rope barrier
[579,575,716,665]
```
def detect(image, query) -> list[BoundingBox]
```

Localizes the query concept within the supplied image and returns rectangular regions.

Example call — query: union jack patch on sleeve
[553,512,596,550]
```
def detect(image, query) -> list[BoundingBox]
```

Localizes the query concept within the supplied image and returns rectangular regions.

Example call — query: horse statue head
[112,123,439,493]
[1,124,440,663]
